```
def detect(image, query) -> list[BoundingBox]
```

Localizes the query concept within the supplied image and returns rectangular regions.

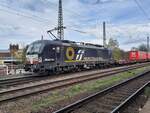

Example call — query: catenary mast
[103,21,106,47]
[57,0,64,40]
[47,0,65,40]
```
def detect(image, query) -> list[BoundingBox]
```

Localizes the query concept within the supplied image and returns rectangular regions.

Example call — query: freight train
[24,39,150,74]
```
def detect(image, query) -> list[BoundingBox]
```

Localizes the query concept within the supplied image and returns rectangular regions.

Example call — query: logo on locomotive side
[76,50,84,60]
[66,47,75,60]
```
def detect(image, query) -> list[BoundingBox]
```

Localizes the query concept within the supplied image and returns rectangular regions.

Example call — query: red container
[148,53,150,59]
[140,51,147,60]
[129,51,138,61]
[129,51,148,61]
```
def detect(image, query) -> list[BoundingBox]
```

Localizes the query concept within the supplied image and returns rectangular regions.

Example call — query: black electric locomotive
[25,39,113,73]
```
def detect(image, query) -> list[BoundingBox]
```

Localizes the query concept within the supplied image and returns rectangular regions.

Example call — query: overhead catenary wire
[134,0,150,20]
[0,0,148,45]
[0,1,91,40]
[67,28,87,34]
[0,2,92,29]
[0,3,51,24]
[0,0,106,29]
[66,27,98,38]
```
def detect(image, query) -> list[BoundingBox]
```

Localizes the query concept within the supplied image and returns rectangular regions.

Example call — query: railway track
[0,75,44,88]
[0,62,149,88]
[0,63,149,104]
[111,81,150,113]
[53,70,150,113]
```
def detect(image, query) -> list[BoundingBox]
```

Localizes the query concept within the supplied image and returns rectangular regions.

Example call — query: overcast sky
[0,0,150,50]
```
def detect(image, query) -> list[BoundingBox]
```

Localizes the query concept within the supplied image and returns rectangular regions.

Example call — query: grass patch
[145,87,150,97]
[31,66,150,112]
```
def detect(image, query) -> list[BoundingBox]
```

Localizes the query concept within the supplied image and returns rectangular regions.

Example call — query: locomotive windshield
[27,42,44,54]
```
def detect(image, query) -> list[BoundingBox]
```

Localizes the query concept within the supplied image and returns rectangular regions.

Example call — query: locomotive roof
[32,39,107,50]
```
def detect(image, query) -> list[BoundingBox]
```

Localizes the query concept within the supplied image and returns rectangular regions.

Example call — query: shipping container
[129,51,149,61]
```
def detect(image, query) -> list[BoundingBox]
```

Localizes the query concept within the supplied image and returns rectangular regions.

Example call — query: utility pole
[47,0,66,40]
[103,21,106,47]
[57,0,64,40]
[41,35,43,40]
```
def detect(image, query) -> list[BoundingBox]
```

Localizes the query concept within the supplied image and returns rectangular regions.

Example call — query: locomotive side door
[43,45,56,62]
[55,46,62,65]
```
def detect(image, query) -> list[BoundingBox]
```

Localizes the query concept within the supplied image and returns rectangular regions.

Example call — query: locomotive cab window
[27,42,44,54]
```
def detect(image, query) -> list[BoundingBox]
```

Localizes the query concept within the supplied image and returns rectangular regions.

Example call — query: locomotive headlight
[38,57,42,63]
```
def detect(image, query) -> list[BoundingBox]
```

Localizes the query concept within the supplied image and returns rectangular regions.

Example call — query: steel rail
[0,63,149,105]
[0,62,149,88]
[53,70,150,113]
[0,64,147,95]
[111,81,150,113]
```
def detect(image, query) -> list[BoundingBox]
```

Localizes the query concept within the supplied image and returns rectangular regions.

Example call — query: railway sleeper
[104,96,124,102]
[96,103,117,110]
[79,104,111,113]
[115,88,136,92]
[113,91,133,96]
[104,93,129,100]
[97,98,121,105]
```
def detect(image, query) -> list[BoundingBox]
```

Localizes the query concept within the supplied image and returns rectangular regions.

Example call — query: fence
[0,65,8,76]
